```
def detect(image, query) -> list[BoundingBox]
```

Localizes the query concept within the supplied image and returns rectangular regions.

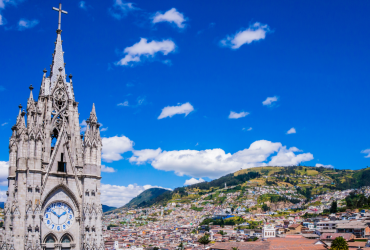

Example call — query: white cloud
[118,101,129,106]
[152,8,186,29]
[79,1,87,10]
[262,96,278,106]
[18,18,39,30]
[109,0,136,20]
[361,149,370,158]
[80,120,87,133]
[100,127,108,132]
[268,146,313,166]
[130,140,314,179]
[315,163,334,169]
[184,178,205,186]
[286,128,296,134]
[248,127,252,131]
[228,111,249,119]
[101,165,116,173]
[1,122,7,126]
[0,190,6,202]
[289,147,301,152]
[158,102,194,119]
[100,183,171,207]
[129,148,162,164]
[0,14,3,25]
[102,135,134,162]
[116,38,176,66]
[0,161,8,186]
[137,96,145,105]
[0,0,22,9]
[220,22,270,49]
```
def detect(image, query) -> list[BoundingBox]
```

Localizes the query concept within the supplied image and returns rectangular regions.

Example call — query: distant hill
[102,205,116,213]
[105,166,370,212]
[123,188,171,209]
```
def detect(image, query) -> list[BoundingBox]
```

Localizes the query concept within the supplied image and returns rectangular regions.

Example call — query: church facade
[1,4,104,250]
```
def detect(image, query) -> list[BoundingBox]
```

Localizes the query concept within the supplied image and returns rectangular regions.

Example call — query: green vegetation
[200,216,246,226]
[345,192,370,209]
[109,166,370,211]
[330,236,348,250]
[102,205,117,213]
[190,206,204,212]
[107,224,118,230]
[257,194,301,204]
[198,235,211,248]
[191,172,261,190]
[121,188,171,209]
[330,201,338,213]
[262,203,270,212]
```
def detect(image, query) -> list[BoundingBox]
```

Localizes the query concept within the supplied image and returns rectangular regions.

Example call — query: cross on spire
[52,3,68,30]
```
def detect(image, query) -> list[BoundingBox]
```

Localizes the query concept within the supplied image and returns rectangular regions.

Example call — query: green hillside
[108,166,370,211]
[123,188,171,209]
[102,205,116,213]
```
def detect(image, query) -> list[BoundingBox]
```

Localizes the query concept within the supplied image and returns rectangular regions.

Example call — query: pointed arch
[60,233,73,243]
[41,183,80,215]
[43,233,57,243]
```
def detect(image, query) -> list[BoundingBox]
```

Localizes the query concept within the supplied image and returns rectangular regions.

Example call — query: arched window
[61,235,71,243]
[45,235,56,243]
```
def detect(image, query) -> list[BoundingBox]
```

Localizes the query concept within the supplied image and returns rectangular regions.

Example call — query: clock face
[44,202,74,232]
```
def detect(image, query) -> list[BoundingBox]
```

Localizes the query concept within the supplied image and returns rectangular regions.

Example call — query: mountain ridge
[106,166,370,213]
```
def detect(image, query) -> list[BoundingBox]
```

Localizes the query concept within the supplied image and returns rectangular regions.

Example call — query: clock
[44,202,74,232]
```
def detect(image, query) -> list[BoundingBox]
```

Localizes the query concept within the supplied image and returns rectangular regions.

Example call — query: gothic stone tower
[1,4,104,250]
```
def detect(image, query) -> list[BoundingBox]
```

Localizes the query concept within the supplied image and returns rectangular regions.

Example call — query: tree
[198,235,211,249]
[262,203,270,212]
[153,247,160,250]
[231,207,235,213]
[330,201,338,213]
[330,237,348,250]
[231,247,239,250]
[178,242,184,250]
[219,230,226,236]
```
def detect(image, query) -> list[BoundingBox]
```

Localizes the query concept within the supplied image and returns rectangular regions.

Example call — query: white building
[262,225,276,238]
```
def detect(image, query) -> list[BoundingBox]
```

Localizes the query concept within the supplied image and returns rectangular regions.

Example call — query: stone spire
[50,3,68,88]
[50,29,66,88]
[89,103,98,124]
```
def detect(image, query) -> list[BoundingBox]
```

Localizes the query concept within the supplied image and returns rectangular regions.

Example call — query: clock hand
[51,209,58,217]
[59,211,66,217]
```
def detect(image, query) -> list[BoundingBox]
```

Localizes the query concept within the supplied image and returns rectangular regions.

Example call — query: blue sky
[1,0,370,206]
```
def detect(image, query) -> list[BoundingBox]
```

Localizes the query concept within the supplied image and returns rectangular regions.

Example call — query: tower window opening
[51,128,59,150]
[45,235,56,243]
[61,235,71,243]
[58,153,67,172]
